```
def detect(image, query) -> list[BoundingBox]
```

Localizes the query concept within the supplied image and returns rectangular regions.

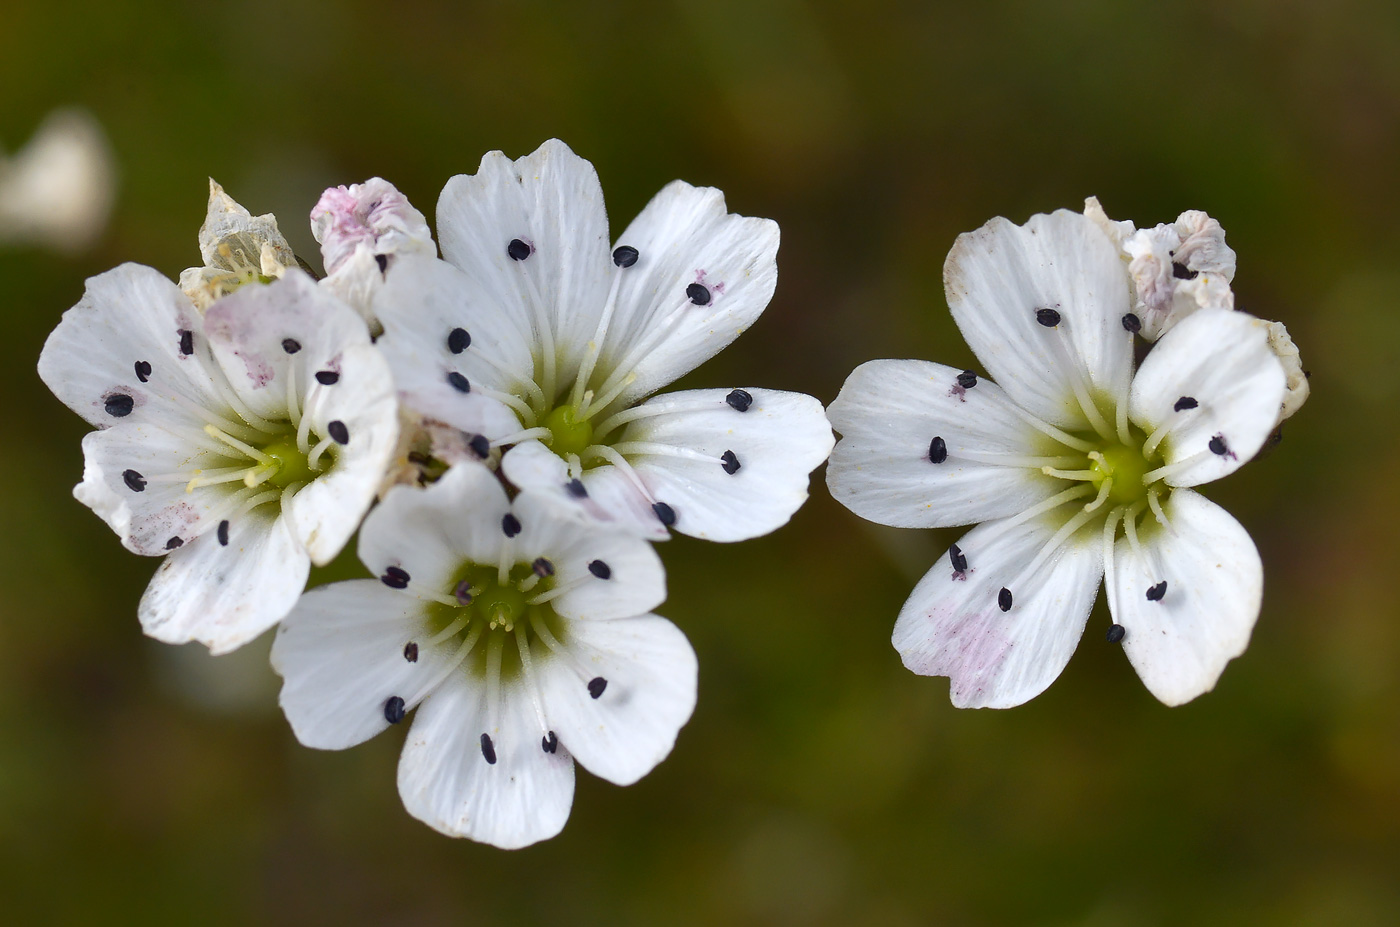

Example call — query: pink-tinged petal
[827,359,1061,529]
[1129,309,1286,487]
[397,674,575,849]
[272,580,459,749]
[75,423,231,556]
[601,181,780,407]
[944,209,1134,428]
[202,270,372,422]
[535,613,696,786]
[311,177,434,276]
[893,511,1104,708]
[436,139,612,386]
[138,508,307,654]
[1109,489,1262,706]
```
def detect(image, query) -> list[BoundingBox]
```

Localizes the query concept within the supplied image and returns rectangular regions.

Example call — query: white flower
[178,179,300,311]
[38,266,399,652]
[0,108,115,253]
[370,139,833,541]
[827,208,1291,708]
[271,461,696,849]
[311,177,436,328]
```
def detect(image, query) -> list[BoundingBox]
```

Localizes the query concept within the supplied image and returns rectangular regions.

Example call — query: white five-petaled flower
[370,139,833,541]
[311,177,436,328]
[827,208,1292,708]
[38,266,399,652]
[271,461,697,849]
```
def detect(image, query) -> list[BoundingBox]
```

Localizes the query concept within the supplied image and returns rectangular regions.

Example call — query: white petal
[436,139,612,383]
[271,580,457,749]
[397,675,575,848]
[602,181,779,406]
[536,614,696,786]
[1264,319,1310,423]
[203,270,372,423]
[359,462,512,590]
[38,263,224,430]
[1110,489,1261,705]
[609,388,832,542]
[512,491,667,620]
[1083,196,1136,251]
[944,210,1134,427]
[826,359,1062,529]
[499,441,668,540]
[373,255,535,440]
[892,512,1104,708]
[138,508,308,653]
[287,343,400,565]
[76,418,275,555]
[1129,309,1286,487]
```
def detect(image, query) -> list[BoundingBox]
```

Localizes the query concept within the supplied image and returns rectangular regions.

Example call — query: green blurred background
[3,0,1397,923]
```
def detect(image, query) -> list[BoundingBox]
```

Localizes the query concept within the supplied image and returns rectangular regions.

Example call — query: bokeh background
[3,1,1398,923]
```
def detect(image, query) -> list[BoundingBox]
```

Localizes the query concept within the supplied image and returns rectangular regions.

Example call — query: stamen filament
[527,577,588,606]
[514,634,552,733]
[1147,487,1172,531]
[570,270,625,411]
[168,393,265,444]
[427,613,470,644]
[1005,403,1098,453]
[285,358,300,429]
[307,436,334,471]
[582,296,693,420]
[582,445,655,502]
[609,441,718,464]
[519,269,558,404]
[592,401,675,442]
[1051,326,1115,441]
[490,427,554,448]
[1001,484,1095,530]
[1040,467,1100,481]
[203,424,275,465]
[953,451,1085,469]
[1142,450,1211,485]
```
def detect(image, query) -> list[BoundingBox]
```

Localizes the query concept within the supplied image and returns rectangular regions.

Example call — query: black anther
[454,580,474,605]
[1174,396,1198,411]
[1209,434,1229,456]
[720,450,741,474]
[686,282,711,305]
[469,434,491,458]
[502,513,522,537]
[217,520,230,546]
[612,245,639,268]
[105,393,134,417]
[507,239,531,261]
[327,420,349,445]
[1106,624,1126,643]
[1146,581,1168,602]
[726,388,753,412]
[403,642,419,662]
[1035,307,1061,327]
[998,587,1013,611]
[588,560,612,580]
[565,478,588,499]
[179,330,194,355]
[134,360,152,382]
[384,696,406,724]
[165,536,183,550]
[652,501,676,527]
[928,436,948,464]
[281,338,301,355]
[375,254,389,273]
[315,370,340,385]
[1122,313,1142,333]
[588,677,608,699]
[533,557,555,577]
[956,370,978,390]
[122,469,146,492]
[949,543,968,573]
[447,327,471,354]
[381,566,410,589]
[1172,261,1199,280]
[480,733,497,764]
[447,371,471,393]
[542,731,559,753]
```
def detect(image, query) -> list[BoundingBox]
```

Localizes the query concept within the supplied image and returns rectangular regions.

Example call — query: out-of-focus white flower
[178,180,300,311]
[827,208,1292,708]
[0,108,115,253]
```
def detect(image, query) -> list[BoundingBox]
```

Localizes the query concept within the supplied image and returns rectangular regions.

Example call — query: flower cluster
[38,140,834,848]
[827,202,1306,708]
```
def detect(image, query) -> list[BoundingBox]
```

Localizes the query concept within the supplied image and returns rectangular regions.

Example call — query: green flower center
[422,562,567,681]
[261,433,317,489]
[542,405,595,459]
